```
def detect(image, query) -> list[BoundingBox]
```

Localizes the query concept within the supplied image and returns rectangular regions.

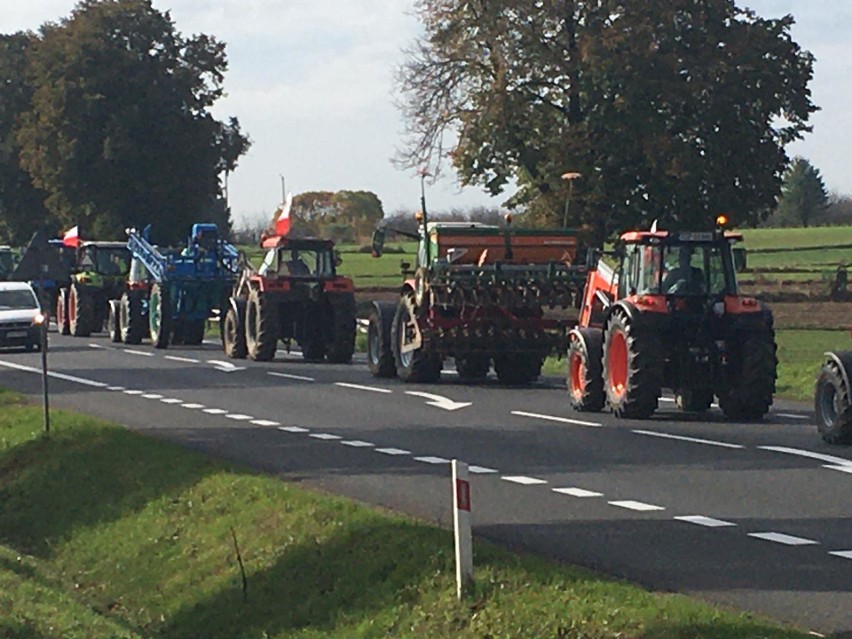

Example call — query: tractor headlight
[712,301,725,317]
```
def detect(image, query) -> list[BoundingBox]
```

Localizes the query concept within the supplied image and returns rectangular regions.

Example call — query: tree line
[0,0,249,246]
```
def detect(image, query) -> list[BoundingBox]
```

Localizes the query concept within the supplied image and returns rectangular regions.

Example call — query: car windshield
[0,289,38,310]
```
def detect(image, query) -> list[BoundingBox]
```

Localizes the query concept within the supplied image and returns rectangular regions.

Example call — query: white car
[0,281,43,351]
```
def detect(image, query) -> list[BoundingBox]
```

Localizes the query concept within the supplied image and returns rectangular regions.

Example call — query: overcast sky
[3,1,850,228]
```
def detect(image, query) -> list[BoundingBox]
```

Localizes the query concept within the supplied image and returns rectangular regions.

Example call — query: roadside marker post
[452,459,473,599]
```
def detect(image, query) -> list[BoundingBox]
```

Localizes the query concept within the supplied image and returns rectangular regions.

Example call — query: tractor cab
[258,237,338,279]
[76,242,131,279]
[617,230,741,300]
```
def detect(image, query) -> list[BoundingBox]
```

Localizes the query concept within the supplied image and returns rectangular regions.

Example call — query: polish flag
[62,225,81,248]
[274,192,293,236]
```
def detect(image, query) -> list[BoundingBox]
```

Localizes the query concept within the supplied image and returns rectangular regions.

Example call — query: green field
[0,390,809,639]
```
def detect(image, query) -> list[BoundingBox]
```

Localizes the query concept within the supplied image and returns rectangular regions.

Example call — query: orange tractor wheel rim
[608,331,628,398]
[569,350,586,397]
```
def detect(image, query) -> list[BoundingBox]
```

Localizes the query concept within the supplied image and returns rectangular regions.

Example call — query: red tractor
[567,220,777,420]
[222,235,356,363]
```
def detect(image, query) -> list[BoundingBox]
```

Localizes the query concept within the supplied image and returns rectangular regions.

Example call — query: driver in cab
[662,247,705,294]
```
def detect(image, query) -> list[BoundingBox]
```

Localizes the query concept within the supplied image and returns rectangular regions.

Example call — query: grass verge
[0,391,810,638]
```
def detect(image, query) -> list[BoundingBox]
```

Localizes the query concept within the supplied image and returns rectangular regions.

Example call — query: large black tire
[246,288,278,361]
[815,354,852,445]
[455,355,490,382]
[56,289,70,335]
[391,293,441,383]
[182,319,207,346]
[108,300,122,343]
[149,283,172,349]
[326,302,356,364]
[602,311,662,419]
[718,330,776,420]
[120,291,146,345]
[69,283,93,337]
[223,300,247,359]
[494,354,542,386]
[676,387,714,413]
[367,303,395,378]
[567,328,605,412]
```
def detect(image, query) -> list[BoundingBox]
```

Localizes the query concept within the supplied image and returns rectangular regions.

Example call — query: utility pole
[561,171,582,228]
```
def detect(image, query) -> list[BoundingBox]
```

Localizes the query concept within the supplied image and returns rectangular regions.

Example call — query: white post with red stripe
[452,459,473,598]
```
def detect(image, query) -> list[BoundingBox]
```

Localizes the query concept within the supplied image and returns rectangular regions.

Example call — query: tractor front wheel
[602,311,662,419]
[223,301,247,359]
[108,300,121,343]
[246,289,278,361]
[149,283,172,349]
[326,302,356,364]
[69,284,93,337]
[120,291,146,345]
[815,354,852,445]
[367,303,395,377]
[567,329,605,412]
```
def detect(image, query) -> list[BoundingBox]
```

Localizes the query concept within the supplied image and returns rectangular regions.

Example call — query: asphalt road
[0,331,850,636]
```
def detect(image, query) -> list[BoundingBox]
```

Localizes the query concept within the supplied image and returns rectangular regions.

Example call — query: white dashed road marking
[123,390,144,396]
[124,349,154,357]
[674,515,737,528]
[511,410,601,428]
[107,386,125,391]
[278,426,309,433]
[758,446,852,467]
[829,550,852,560]
[335,382,392,394]
[748,532,819,546]
[502,476,547,486]
[251,420,280,427]
[609,500,665,512]
[310,433,342,440]
[181,403,205,409]
[341,440,374,448]
[268,372,315,382]
[469,465,499,474]
[633,429,744,449]
[824,465,852,475]
[142,393,163,399]
[160,398,183,404]
[203,408,228,415]
[553,487,603,498]
[375,448,410,456]
[226,413,253,420]
[776,413,811,420]
[88,343,106,349]
[415,456,451,465]
[165,355,200,364]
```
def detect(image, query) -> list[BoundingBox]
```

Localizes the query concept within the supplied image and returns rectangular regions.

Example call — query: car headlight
[33,312,46,326]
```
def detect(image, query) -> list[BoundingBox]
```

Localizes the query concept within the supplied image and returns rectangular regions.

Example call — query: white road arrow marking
[207,360,247,373]
[404,391,471,411]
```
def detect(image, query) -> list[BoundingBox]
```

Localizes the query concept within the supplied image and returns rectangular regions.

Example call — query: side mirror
[732,247,747,273]
[400,261,411,272]
[371,228,386,258]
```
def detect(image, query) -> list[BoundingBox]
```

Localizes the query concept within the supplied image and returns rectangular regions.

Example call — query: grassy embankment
[0,389,810,639]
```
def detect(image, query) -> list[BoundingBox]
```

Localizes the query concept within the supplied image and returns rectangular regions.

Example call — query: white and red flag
[274,192,293,236]
[62,225,80,248]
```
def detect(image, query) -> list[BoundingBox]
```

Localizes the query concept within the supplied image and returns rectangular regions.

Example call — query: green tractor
[56,241,131,337]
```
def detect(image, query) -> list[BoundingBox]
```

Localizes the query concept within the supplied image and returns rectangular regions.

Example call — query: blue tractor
[119,224,241,348]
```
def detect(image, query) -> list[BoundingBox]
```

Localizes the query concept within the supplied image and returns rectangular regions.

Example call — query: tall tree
[397,0,817,242]
[0,32,54,244]
[771,157,827,227]
[15,0,250,243]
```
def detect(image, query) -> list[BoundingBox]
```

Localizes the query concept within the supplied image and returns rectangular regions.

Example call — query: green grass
[0,392,810,639]
[738,225,852,251]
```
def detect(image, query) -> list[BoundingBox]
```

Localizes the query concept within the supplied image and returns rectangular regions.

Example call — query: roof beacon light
[716,214,730,228]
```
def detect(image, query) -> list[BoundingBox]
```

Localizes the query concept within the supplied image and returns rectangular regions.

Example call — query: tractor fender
[825,350,852,403]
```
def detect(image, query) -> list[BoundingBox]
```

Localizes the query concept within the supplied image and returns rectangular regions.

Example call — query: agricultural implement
[567,218,778,420]
[367,202,589,385]
[120,224,240,348]
[54,240,131,337]
[221,234,356,363]
[815,346,852,445]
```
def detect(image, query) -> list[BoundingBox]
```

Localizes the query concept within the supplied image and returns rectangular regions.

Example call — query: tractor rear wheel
[120,291,145,345]
[183,320,206,346]
[149,283,172,349]
[246,288,278,361]
[326,303,356,364]
[56,289,70,335]
[567,328,605,412]
[69,284,93,337]
[455,355,490,382]
[108,300,121,343]
[223,302,247,359]
[718,330,776,420]
[391,293,441,383]
[602,311,662,419]
[367,303,395,377]
[494,354,542,386]
[815,355,852,445]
